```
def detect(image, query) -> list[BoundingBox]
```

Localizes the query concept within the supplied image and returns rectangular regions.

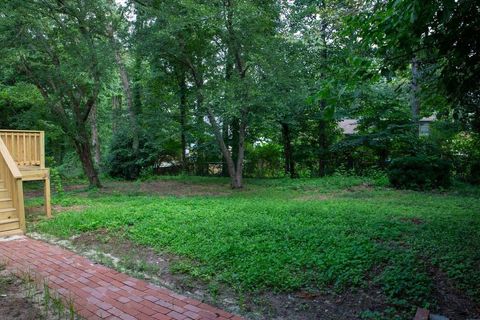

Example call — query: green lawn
[28,176,480,319]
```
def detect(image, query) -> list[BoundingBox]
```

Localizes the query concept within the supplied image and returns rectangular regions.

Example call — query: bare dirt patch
[26,205,87,223]
[428,265,480,319]
[295,183,378,202]
[108,180,231,197]
[345,183,375,192]
[25,179,232,198]
[400,217,424,225]
[259,289,387,320]
[294,193,333,201]
[0,267,43,320]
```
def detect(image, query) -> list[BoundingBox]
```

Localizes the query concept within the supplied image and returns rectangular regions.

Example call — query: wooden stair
[0,181,22,236]
[0,129,52,237]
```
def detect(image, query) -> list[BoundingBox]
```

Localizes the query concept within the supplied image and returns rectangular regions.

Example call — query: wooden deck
[0,130,51,237]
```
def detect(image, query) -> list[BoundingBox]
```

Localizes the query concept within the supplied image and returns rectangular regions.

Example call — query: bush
[388,156,452,190]
[107,130,157,180]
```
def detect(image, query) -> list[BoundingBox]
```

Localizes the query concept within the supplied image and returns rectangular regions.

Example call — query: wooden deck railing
[0,136,25,232]
[0,130,45,168]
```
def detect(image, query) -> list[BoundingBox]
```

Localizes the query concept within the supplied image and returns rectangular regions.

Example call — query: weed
[29,176,480,318]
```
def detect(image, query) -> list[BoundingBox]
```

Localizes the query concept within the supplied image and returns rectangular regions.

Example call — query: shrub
[388,156,452,190]
[107,130,157,180]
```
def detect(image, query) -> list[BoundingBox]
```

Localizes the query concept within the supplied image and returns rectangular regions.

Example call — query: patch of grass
[30,176,480,318]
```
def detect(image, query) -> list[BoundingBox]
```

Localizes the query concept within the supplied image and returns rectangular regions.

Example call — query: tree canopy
[0,0,478,187]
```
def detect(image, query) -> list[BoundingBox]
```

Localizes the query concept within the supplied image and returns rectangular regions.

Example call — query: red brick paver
[413,308,429,320]
[0,236,243,320]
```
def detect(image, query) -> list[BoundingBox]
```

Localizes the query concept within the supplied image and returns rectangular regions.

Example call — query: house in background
[337,116,436,136]
[418,115,436,136]
[338,119,359,135]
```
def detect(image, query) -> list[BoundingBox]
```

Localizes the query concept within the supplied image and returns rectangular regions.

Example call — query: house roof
[419,115,436,122]
[338,115,436,135]
[338,119,359,135]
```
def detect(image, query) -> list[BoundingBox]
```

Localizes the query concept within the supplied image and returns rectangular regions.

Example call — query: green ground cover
[27,176,480,319]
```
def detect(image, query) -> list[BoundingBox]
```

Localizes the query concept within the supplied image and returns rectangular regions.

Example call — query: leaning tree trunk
[74,126,102,188]
[194,78,243,188]
[207,110,241,188]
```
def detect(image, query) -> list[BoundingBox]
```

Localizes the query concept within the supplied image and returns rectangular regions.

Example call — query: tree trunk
[113,40,140,152]
[411,55,420,128]
[281,122,296,178]
[133,58,143,116]
[231,118,240,166]
[233,117,246,188]
[111,95,122,135]
[223,0,248,188]
[178,71,188,170]
[194,80,244,188]
[90,102,101,167]
[74,126,102,188]
[318,4,329,177]
[206,109,242,188]
[222,47,234,177]
[378,148,389,169]
[194,89,208,175]
[221,121,229,177]
[318,118,328,177]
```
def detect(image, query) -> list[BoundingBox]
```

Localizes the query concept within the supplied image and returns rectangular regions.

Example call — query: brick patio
[0,236,243,320]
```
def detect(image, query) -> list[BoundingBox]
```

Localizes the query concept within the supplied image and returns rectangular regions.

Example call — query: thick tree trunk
[90,102,101,167]
[231,118,240,166]
[411,56,420,127]
[74,126,102,188]
[178,71,188,170]
[281,122,296,178]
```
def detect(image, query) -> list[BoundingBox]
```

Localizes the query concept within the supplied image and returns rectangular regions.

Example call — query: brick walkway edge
[0,236,243,320]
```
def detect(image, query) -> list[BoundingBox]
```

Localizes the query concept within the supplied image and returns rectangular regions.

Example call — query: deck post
[16,179,26,232]
[44,170,52,218]
[40,131,45,169]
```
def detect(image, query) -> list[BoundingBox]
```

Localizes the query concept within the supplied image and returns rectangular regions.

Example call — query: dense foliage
[0,0,478,188]
[388,156,452,190]
[107,129,157,180]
